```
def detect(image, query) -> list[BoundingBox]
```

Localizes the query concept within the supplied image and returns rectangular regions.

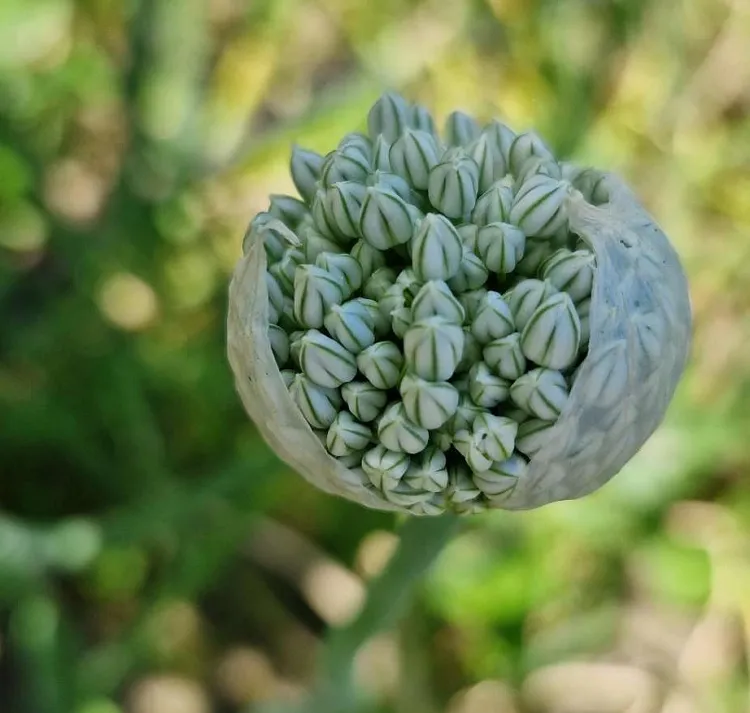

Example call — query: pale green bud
[289,330,305,366]
[361,444,410,490]
[298,329,357,388]
[319,148,370,187]
[447,248,490,293]
[266,271,285,324]
[311,188,340,240]
[378,402,430,454]
[446,462,483,507]
[446,394,485,433]
[269,246,305,295]
[457,288,488,322]
[410,103,437,135]
[472,412,518,462]
[326,411,372,456]
[411,213,463,281]
[473,454,527,499]
[510,174,570,237]
[303,226,342,263]
[379,282,408,321]
[338,132,372,163]
[513,237,556,277]
[399,373,460,430]
[337,452,366,469]
[540,248,595,303]
[404,316,464,381]
[368,92,410,143]
[467,362,510,408]
[279,295,299,332]
[577,296,591,346]
[520,292,581,369]
[350,239,387,281]
[471,181,514,226]
[357,341,404,389]
[453,429,493,473]
[515,418,556,457]
[428,152,480,219]
[367,170,414,203]
[430,427,453,452]
[372,135,391,171]
[290,145,324,205]
[457,223,478,250]
[391,305,413,339]
[570,167,609,204]
[315,252,364,297]
[389,129,442,190]
[280,369,296,389]
[359,186,415,249]
[293,265,344,328]
[327,181,367,239]
[411,280,465,324]
[456,328,482,373]
[471,291,515,344]
[510,367,569,420]
[486,120,517,165]
[513,157,562,191]
[269,194,309,227]
[507,130,555,176]
[404,446,448,492]
[483,333,526,380]
[324,300,377,353]
[382,482,436,508]
[474,222,526,274]
[445,110,481,147]
[362,266,398,301]
[269,324,290,366]
[341,381,389,423]
[468,132,507,194]
[288,373,342,429]
[254,217,301,263]
[506,278,559,331]
[356,297,390,338]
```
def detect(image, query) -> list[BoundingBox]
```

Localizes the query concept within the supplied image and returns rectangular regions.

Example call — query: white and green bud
[359,186,415,249]
[389,129,442,190]
[368,170,413,203]
[266,271,285,324]
[410,103,437,135]
[467,362,510,408]
[507,130,555,176]
[319,148,370,187]
[372,135,392,171]
[355,297,390,338]
[486,120,517,165]
[368,92,410,143]
[269,246,305,294]
[362,266,398,301]
[471,181,514,226]
[298,329,357,388]
[326,411,372,457]
[404,316,464,382]
[577,296,591,346]
[540,248,595,303]
[456,329,482,373]
[453,430,493,473]
[471,291,515,344]
[293,265,344,328]
[381,482,436,508]
[379,283,408,323]
[411,213,463,281]
[447,248,490,293]
[520,292,581,370]
[357,341,404,389]
[391,305,413,339]
[510,367,569,420]
[510,174,570,238]
[472,412,518,462]
[513,237,556,277]
[311,188,340,240]
[399,373,460,430]
[474,222,526,275]
[256,218,301,263]
[446,394,485,433]
[350,239,387,281]
[446,462,483,507]
[269,324,290,366]
[338,132,372,163]
[445,110,481,147]
[457,288,489,323]
[288,330,305,366]
[513,157,562,190]
[515,418,556,457]
[327,181,367,239]
[336,452,367,469]
[361,444,410,491]
[315,252,363,297]
[303,226,342,263]
[280,369,296,389]
[341,381,388,423]
[290,145,325,205]
[288,373,342,429]
[483,333,526,381]
[324,300,377,353]
[506,278,558,331]
[468,132,507,194]
[269,194,309,227]
[473,454,527,499]
[404,446,448,492]
[378,402,430,454]
[428,152,480,219]
[411,280,465,324]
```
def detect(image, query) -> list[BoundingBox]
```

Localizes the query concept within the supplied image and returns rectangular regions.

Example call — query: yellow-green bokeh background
[2,1,750,712]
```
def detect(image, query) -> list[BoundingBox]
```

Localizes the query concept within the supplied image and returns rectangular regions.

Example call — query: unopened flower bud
[473,454,527,499]
[269,324,290,366]
[372,135,391,171]
[367,170,414,203]
[303,226,342,263]
[319,148,370,187]
[362,266,397,301]
[326,411,372,456]
[577,296,591,346]
[298,329,357,388]
[359,186,416,249]
[293,265,344,328]
[266,271,285,324]
[513,237,556,277]
[315,252,363,296]
[457,288,488,323]
[324,300,377,353]
[411,280,465,324]
[510,174,570,238]
[445,110,481,147]
[410,103,437,135]
[486,120,517,165]
[378,402,430,454]
[269,194,309,227]
[428,152,480,219]
[411,213,463,281]
[350,239,386,281]
[447,248,490,293]
[288,330,305,366]
[507,131,554,176]
[468,132,507,194]
[270,247,305,294]
[505,279,559,331]
[520,292,581,369]
[474,222,526,274]
[357,341,404,389]
[368,91,410,143]
[399,373,460,430]
[311,188,340,240]
[453,430,493,473]
[510,367,569,420]
[446,462,483,507]
[404,316,464,381]
[471,291,515,344]
[255,218,301,263]
[471,181,514,226]
[327,181,367,239]
[361,444,410,490]
[541,248,595,303]
[290,145,324,204]
[467,362,510,408]
[338,132,372,163]
[483,333,526,380]
[472,412,518,462]
[389,129,442,190]
[341,381,388,422]
[404,446,448,492]
[515,418,556,457]
[288,373,342,429]
[513,157,562,190]
[391,305,413,338]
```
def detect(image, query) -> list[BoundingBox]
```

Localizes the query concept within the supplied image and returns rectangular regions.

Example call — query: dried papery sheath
[399,373,460,430]
[341,381,388,423]
[378,402,430,454]
[445,110,481,147]
[290,145,325,204]
[389,129,442,190]
[357,341,404,389]
[520,292,581,370]
[510,367,569,420]
[326,412,372,457]
[467,362,510,408]
[483,333,526,381]
[474,222,526,274]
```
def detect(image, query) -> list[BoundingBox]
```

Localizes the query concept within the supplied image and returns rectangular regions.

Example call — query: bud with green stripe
[378,402,430,454]
[472,412,518,462]
[389,129,442,190]
[293,264,344,328]
[467,362,510,408]
[357,341,404,389]
[510,174,570,238]
[362,444,410,491]
[324,300,377,353]
[290,145,324,204]
[541,248,595,303]
[471,181,514,226]
[445,110,481,147]
[368,92,411,143]
[399,373,460,430]
[505,278,559,331]
[428,150,480,219]
[341,381,388,423]
[510,367,569,420]
[471,291,515,344]
[411,213,464,281]
[520,292,581,370]
[288,373,343,429]
[315,252,363,297]
[483,332,527,380]
[474,222,526,275]
[298,329,357,388]
[326,411,373,457]
[359,186,416,250]
[404,316,464,381]
[411,280,465,324]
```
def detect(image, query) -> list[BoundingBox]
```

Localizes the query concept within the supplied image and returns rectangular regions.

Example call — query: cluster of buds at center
[245,92,597,515]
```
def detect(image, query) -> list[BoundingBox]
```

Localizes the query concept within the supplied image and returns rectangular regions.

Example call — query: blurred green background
[2,0,750,711]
